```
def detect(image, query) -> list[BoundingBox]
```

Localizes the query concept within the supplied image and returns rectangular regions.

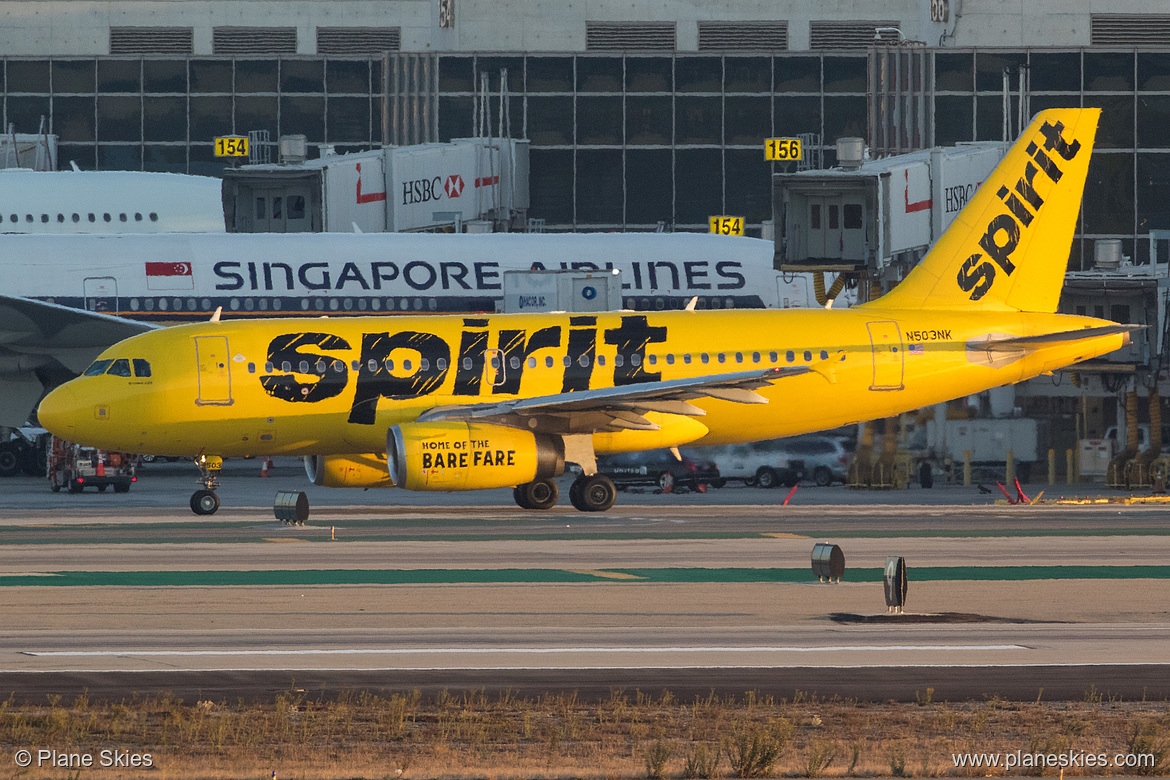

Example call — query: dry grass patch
[0,689,1166,778]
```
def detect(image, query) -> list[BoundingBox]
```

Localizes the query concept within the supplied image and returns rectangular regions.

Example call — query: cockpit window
[133,359,152,377]
[83,359,113,376]
[106,359,133,377]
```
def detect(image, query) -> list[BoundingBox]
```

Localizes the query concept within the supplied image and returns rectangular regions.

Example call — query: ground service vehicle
[37,110,1137,515]
[48,437,136,493]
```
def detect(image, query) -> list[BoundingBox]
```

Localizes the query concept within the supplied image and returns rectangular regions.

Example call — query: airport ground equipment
[0,426,49,477]
[47,436,135,493]
[811,543,845,583]
[884,556,908,613]
[274,491,309,525]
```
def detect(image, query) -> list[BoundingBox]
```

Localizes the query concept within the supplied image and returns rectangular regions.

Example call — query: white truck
[923,418,1041,482]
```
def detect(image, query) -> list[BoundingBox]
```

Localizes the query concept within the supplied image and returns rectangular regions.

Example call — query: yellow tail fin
[869,108,1099,313]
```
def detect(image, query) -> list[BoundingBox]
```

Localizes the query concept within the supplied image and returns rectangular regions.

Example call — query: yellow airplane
[38,108,1133,515]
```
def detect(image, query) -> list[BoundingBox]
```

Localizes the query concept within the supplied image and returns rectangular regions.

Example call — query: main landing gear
[190,454,222,515]
[511,474,617,512]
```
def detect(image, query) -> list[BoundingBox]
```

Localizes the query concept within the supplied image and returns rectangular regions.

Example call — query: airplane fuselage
[41,306,1125,459]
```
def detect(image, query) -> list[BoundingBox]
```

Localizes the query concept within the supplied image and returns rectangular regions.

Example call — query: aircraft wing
[0,295,159,427]
[417,366,809,434]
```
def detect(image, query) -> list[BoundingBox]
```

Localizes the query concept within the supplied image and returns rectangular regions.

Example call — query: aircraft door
[485,348,506,389]
[84,276,119,313]
[866,321,904,391]
[252,188,312,233]
[807,198,828,259]
[840,200,866,262]
[194,336,233,405]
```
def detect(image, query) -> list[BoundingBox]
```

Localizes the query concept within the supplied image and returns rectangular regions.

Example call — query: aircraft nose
[37,382,84,440]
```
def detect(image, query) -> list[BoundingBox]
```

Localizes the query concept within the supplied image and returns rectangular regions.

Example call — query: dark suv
[596,449,721,490]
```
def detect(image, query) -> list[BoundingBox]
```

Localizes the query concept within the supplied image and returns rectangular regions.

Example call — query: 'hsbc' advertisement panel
[388,143,480,231]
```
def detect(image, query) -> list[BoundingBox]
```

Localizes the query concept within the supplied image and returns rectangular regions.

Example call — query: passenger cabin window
[132,359,151,377]
[83,359,113,376]
[107,359,133,377]
[149,212,158,222]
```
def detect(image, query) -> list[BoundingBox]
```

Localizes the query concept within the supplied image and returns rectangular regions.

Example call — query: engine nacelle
[388,422,564,491]
[304,453,396,488]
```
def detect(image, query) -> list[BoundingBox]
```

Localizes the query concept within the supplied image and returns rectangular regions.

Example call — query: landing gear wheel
[516,479,559,510]
[756,467,778,489]
[513,485,531,509]
[0,443,19,478]
[191,489,220,515]
[813,467,832,487]
[569,474,617,512]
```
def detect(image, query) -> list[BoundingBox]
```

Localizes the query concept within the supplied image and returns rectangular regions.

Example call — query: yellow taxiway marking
[567,570,647,580]
[761,533,811,539]
[263,538,308,543]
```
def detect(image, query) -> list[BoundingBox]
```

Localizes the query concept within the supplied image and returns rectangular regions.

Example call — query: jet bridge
[773,141,1003,291]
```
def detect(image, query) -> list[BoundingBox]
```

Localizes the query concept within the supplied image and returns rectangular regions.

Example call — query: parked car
[596,449,720,490]
[689,435,849,488]
[778,435,850,486]
[686,440,802,488]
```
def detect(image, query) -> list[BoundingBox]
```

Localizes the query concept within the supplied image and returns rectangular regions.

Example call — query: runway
[1,465,1168,702]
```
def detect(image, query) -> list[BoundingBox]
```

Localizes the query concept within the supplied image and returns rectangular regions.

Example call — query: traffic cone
[260,457,271,478]
[95,454,105,477]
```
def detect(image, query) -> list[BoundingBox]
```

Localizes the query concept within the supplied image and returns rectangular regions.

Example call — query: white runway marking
[24,644,1026,657]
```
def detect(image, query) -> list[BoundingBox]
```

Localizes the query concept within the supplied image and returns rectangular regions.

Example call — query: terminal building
[2,0,1170,476]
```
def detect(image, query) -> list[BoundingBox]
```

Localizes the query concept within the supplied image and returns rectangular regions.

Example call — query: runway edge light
[811,542,845,583]
[884,556,908,613]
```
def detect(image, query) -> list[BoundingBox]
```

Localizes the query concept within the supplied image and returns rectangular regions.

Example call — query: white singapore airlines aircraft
[0,169,225,234]
[0,232,827,427]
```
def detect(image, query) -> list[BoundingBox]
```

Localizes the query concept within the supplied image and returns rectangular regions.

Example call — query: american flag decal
[908,343,925,355]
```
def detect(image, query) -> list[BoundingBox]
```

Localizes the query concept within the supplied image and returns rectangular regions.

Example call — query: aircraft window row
[81,358,152,377]
[252,349,831,377]
[623,297,740,310]
[126,296,444,313]
[9,212,158,225]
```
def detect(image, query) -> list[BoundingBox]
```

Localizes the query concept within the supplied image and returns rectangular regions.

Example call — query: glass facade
[2,57,377,176]
[3,49,1170,251]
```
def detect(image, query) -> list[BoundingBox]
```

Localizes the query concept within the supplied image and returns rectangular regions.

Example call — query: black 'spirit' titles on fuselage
[956,120,1083,301]
[212,260,748,293]
[257,315,674,425]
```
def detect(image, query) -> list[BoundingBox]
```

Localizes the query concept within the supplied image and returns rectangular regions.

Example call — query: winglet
[684,296,698,312]
[209,306,222,322]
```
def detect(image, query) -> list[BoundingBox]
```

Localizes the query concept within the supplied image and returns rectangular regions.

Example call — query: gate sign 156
[215,136,249,157]
[765,137,802,161]
[709,216,744,236]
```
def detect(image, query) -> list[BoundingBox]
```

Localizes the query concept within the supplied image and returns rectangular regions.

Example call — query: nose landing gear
[190,454,223,515]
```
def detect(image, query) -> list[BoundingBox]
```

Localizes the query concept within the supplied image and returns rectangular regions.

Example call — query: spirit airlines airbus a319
[39,109,1134,515]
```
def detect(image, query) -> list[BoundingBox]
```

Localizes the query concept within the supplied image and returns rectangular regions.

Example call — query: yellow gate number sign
[709,216,744,236]
[215,136,249,157]
[765,137,802,161]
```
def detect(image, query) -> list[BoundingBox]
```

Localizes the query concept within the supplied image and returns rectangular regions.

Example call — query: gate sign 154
[215,136,249,157]
[765,137,802,161]
[708,216,744,236]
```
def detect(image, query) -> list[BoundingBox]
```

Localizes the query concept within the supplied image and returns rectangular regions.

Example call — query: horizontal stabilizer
[982,324,1140,349]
